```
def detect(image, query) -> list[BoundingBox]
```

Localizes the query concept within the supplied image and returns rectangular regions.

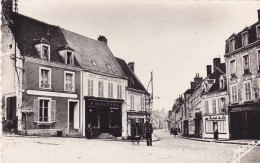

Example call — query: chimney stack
[194,73,203,88]
[213,58,221,72]
[258,9,260,22]
[190,82,196,89]
[128,62,135,72]
[206,65,212,76]
[98,35,107,44]
[2,0,13,20]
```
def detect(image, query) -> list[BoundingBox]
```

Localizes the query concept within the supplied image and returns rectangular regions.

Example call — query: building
[201,59,230,139]
[116,58,150,139]
[182,88,194,137]
[2,0,151,139]
[224,9,260,139]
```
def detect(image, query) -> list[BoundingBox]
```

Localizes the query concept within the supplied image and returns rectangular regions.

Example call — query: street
[1,129,259,163]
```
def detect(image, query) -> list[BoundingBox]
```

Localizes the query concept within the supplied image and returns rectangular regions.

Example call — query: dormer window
[241,31,248,47]
[229,38,235,52]
[256,25,260,40]
[66,51,74,65]
[42,45,50,61]
[34,38,51,61]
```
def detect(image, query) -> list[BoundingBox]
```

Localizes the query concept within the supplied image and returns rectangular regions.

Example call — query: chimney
[190,82,196,89]
[2,0,13,19]
[97,35,107,44]
[194,73,203,87]
[258,9,260,22]
[213,58,221,72]
[206,65,212,76]
[128,62,135,72]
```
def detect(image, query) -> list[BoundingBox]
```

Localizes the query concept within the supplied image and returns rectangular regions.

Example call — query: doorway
[68,101,79,130]
[100,107,109,133]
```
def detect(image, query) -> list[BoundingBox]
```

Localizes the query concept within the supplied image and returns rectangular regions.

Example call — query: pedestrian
[173,128,177,137]
[86,123,92,139]
[131,122,141,145]
[214,128,219,140]
[143,117,153,146]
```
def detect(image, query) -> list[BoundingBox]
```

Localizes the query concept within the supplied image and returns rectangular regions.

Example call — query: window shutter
[48,70,51,88]
[34,99,39,122]
[51,100,56,122]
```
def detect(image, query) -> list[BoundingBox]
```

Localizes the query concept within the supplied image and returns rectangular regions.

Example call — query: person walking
[144,117,153,146]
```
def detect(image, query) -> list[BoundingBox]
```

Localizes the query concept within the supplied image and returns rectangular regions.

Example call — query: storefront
[85,97,123,138]
[230,103,260,139]
[194,112,202,138]
[203,114,229,139]
[127,111,147,139]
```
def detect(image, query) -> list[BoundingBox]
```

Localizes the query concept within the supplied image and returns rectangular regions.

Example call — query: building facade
[224,10,260,139]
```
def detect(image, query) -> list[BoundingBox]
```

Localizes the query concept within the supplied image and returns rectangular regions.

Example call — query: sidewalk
[179,135,260,146]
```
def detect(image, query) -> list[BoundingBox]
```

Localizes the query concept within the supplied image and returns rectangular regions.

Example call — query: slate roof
[11,13,126,78]
[116,57,148,94]
[207,63,226,92]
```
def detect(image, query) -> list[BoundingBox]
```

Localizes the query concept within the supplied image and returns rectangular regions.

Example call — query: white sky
[18,0,260,111]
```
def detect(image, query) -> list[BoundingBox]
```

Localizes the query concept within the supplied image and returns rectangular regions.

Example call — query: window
[42,45,50,61]
[66,51,74,65]
[64,71,75,92]
[205,121,214,133]
[117,84,122,99]
[242,54,250,74]
[39,67,51,89]
[108,83,113,98]
[109,107,121,128]
[212,99,216,114]
[88,79,94,96]
[256,25,260,40]
[258,50,260,70]
[205,100,209,114]
[231,85,238,103]
[219,78,224,89]
[220,98,226,113]
[241,32,248,47]
[34,98,56,123]
[217,98,221,113]
[205,120,227,134]
[229,38,235,52]
[140,97,145,111]
[245,82,252,101]
[130,95,134,110]
[98,81,104,97]
[230,60,236,77]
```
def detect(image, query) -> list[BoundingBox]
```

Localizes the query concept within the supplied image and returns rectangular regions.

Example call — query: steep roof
[207,63,226,92]
[12,13,126,78]
[116,57,148,94]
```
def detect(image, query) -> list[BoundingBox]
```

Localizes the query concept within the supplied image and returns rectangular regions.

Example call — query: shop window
[34,98,56,123]
[39,67,51,89]
[108,83,113,98]
[88,107,99,128]
[117,84,122,99]
[88,79,94,96]
[205,121,214,133]
[98,81,104,97]
[64,71,75,92]
[109,107,120,128]
[205,120,227,134]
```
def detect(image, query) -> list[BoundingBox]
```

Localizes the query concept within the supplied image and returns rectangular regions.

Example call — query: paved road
[1,130,259,163]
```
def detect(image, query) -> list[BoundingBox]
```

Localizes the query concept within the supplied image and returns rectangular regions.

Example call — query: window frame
[242,53,250,74]
[244,81,252,101]
[130,95,134,110]
[98,81,104,97]
[212,99,216,114]
[205,100,209,114]
[117,84,122,99]
[229,38,235,52]
[108,83,113,98]
[38,97,51,123]
[39,67,52,90]
[230,59,236,76]
[231,85,238,103]
[64,71,75,92]
[41,44,50,61]
[241,31,248,47]
[66,51,74,65]
[88,79,94,96]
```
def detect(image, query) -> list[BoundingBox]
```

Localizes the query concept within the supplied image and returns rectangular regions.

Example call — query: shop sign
[85,72,123,83]
[207,115,226,121]
[88,101,121,107]
[27,90,77,98]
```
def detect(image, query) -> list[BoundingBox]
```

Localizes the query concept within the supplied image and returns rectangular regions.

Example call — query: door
[100,107,109,133]
[69,101,79,129]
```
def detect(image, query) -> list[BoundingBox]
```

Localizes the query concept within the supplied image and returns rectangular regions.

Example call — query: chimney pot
[97,35,107,44]
[128,62,135,72]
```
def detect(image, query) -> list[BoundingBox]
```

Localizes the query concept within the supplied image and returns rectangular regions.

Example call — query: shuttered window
[88,80,94,96]
[117,84,122,99]
[108,83,113,98]
[98,81,104,97]
[34,99,56,123]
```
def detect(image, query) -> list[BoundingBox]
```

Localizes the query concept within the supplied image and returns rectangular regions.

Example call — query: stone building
[224,9,260,139]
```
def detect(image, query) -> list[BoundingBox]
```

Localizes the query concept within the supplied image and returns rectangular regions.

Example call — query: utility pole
[151,71,153,112]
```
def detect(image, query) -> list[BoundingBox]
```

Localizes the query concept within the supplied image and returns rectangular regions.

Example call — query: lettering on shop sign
[88,101,120,107]
[206,115,226,121]
[85,73,123,83]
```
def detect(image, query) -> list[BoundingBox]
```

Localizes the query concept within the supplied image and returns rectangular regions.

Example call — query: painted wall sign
[27,90,78,98]
[85,72,123,83]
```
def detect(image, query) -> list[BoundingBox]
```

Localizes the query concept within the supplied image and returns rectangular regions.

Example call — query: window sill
[244,100,253,103]
[36,122,53,125]
[64,90,76,93]
[230,102,239,105]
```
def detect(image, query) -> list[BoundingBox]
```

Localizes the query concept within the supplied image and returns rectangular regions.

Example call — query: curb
[179,136,260,146]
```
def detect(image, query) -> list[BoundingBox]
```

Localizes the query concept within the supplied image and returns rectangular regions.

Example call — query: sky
[17,0,260,111]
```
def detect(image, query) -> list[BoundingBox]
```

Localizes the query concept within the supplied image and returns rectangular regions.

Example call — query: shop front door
[100,107,109,133]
